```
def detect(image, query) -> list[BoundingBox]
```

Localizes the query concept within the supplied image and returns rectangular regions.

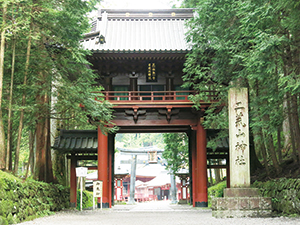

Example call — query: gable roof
[81,8,194,54]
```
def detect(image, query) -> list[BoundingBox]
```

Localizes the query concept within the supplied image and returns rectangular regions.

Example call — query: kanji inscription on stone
[229,88,250,187]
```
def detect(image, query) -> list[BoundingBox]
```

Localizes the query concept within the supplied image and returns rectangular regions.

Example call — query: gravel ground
[17,201,300,225]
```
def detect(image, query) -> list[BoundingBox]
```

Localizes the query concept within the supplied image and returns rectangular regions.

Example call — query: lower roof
[52,129,229,155]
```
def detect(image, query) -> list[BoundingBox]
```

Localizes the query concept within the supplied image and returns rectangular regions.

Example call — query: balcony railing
[93,90,218,104]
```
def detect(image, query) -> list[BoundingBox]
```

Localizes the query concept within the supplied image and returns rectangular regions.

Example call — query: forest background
[1,0,300,185]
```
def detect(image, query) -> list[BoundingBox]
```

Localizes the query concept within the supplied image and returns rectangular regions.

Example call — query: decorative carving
[158,108,180,123]
[125,107,146,123]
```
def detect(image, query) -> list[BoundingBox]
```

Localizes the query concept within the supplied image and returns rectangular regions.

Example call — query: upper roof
[81,8,194,53]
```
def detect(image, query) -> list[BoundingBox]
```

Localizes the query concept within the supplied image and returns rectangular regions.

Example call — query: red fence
[93,90,218,103]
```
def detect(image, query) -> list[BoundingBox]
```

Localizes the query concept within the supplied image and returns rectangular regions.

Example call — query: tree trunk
[251,80,269,175]
[45,92,53,183]
[24,130,35,180]
[0,3,7,170]
[290,94,300,162]
[262,122,281,175]
[214,160,221,183]
[286,93,298,162]
[208,159,213,185]
[277,126,282,164]
[249,133,263,174]
[282,94,291,154]
[254,129,270,175]
[6,36,16,171]
[53,121,67,185]
[14,25,32,175]
[35,93,47,181]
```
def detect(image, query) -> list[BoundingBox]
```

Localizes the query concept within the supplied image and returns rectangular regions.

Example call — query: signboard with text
[93,180,103,198]
[76,167,88,177]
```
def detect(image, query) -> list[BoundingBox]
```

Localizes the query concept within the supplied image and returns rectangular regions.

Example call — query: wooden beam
[207,165,227,169]
[112,119,198,126]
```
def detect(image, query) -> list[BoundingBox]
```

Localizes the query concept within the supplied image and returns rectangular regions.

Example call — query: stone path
[18,201,300,225]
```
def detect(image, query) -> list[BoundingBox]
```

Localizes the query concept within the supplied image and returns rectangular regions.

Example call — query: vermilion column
[108,135,113,208]
[98,127,109,208]
[196,121,208,207]
[190,130,197,207]
[70,154,77,207]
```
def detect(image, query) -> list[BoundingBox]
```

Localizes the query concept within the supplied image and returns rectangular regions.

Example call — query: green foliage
[0,171,69,223]
[207,181,227,207]
[116,133,165,149]
[1,0,114,176]
[76,190,94,210]
[0,216,8,225]
[162,133,188,174]
[253,178,300,215]
[180,0,300,169]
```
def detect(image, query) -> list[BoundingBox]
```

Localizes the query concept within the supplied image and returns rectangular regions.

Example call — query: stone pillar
[196,121,207,207]
[228,88,250,187]
[128,155,137,204]
[98,127,109,208]
[211,88,272,217]
[70,154,77,207]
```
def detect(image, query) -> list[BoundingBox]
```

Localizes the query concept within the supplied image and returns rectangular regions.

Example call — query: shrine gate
[53,8,229,208]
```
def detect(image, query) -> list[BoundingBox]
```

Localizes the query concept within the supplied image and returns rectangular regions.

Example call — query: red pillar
[108,135,113,208]
[98,127,109,208]
[196,121,208,207]
[70,154,77,207]
[191,130,197,207]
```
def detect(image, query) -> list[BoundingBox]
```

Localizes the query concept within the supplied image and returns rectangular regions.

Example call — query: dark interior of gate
[52,8,230,208]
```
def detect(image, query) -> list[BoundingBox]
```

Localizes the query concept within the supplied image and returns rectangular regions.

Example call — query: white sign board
[76,167,88,177]
[93,180,103,198]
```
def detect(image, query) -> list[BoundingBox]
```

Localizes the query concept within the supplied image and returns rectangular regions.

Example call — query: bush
[76,190,94,210]
[0,216,8,225]
[208,181,227,207]
[0,171,69,224]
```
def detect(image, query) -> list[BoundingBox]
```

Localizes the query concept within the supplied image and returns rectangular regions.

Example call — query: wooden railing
[92,90,218,103]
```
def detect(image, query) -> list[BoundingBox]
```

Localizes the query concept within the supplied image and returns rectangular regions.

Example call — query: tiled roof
[81,8,193,53]
[52,130,98,153]
[52,129,229,156]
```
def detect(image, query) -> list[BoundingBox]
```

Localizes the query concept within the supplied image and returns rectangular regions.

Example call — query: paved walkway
[19,201,300,225]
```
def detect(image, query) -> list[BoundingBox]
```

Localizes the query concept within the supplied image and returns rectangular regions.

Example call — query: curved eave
[90,49,189,54]
[87,49,189,60]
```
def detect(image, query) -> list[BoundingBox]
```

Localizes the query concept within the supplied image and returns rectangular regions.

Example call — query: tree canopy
[0,0,114,181]
[181,0,300,175]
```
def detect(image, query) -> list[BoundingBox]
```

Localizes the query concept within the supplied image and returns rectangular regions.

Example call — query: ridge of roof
[98,8,194,20]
